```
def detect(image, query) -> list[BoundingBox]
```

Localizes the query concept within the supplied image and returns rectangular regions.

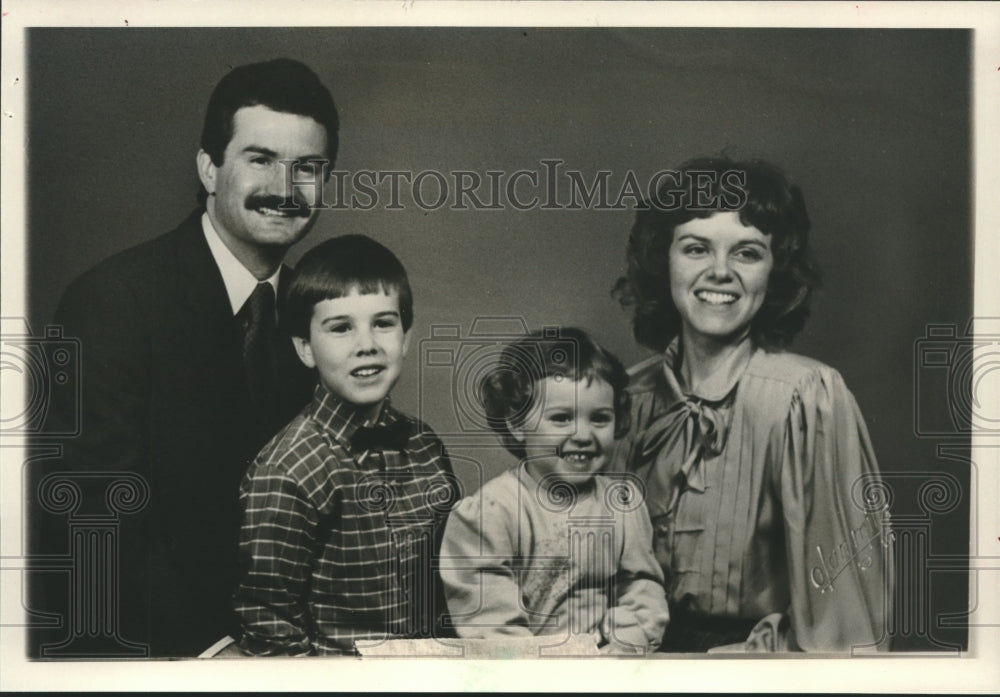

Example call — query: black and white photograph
[1,1,998,692]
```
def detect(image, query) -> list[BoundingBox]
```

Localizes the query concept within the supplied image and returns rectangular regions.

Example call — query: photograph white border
[2,1,998,692]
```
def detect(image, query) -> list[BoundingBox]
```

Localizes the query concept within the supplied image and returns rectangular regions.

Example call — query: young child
[234,235,457,656]
[440,328,668,654]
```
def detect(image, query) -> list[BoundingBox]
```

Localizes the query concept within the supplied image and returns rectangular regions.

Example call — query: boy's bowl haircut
[282,234,414,339]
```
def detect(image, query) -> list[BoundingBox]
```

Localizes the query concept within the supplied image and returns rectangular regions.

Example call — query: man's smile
[245,194,311,219]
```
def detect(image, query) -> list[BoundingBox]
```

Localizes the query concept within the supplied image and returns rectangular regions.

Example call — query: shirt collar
[662,334,755,404]
[202,213,280,316]
[307,383,399,452]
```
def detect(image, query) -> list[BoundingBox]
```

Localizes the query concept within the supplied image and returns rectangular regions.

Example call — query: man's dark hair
[282,235,414,339]
[197,58,339,206]
[480,327,631,460]
[613,156,820,351]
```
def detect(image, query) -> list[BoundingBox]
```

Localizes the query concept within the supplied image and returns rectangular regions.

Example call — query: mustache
[243,194,312,217]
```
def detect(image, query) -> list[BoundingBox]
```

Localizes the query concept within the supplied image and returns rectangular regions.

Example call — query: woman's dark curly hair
[481,327,631,460]
[613,156,820,352]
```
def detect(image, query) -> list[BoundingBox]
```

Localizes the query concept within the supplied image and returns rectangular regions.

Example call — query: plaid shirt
[234,385,457,656]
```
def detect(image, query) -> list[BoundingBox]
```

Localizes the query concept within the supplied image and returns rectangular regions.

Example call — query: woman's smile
[694,289,740,305]
[669,211,773,345]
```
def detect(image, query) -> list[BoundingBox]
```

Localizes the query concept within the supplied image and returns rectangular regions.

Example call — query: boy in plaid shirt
[234,235,457,655]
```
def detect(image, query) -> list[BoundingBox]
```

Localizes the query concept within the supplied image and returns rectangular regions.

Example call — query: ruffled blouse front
[612,338,893,652]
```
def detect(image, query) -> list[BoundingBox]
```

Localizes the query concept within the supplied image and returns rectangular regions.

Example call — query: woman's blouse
[611,339,893,652]
[440,465,669,652]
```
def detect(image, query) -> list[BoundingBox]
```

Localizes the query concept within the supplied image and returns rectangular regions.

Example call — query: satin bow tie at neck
[350,421,413,453]
[635,393,733,503]
[639,396,731,462]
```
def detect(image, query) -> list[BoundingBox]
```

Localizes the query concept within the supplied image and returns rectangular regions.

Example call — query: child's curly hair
[480,327,631,459]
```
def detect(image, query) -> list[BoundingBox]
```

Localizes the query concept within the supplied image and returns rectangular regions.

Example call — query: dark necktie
[350,421,413,453]
[241,282,277,415]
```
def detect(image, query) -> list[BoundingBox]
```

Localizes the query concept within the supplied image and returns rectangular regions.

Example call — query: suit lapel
[170,210,235,330]
[166,210,312,431]
[164,210,246,401]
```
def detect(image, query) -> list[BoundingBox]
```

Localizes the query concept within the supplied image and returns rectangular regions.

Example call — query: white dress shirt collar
[202,213,281,316]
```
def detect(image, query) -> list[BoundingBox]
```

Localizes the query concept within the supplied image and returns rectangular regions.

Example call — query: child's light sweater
[440,464,668,651]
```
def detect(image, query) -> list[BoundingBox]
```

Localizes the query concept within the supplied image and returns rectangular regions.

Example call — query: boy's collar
[309,383,400,449]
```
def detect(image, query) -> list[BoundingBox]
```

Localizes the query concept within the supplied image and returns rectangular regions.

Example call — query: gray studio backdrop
[27,27,971,651]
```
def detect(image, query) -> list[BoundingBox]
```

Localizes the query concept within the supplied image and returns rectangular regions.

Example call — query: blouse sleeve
[601,483,670,653]
[778,367,893,652]
[439,484,534,637]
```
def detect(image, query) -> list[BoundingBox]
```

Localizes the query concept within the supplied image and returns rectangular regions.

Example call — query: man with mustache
[30,58,338,658]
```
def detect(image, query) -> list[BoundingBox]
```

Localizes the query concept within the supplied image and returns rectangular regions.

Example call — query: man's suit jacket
[29,210,315,657]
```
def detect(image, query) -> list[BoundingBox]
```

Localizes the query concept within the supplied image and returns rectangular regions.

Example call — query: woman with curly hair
[612,156,893,653]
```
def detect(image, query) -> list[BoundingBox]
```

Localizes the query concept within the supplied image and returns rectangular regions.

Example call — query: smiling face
[669,211,774,348]
[292,287,410,420]
[197,105,328,276]
[510,376,616,487]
